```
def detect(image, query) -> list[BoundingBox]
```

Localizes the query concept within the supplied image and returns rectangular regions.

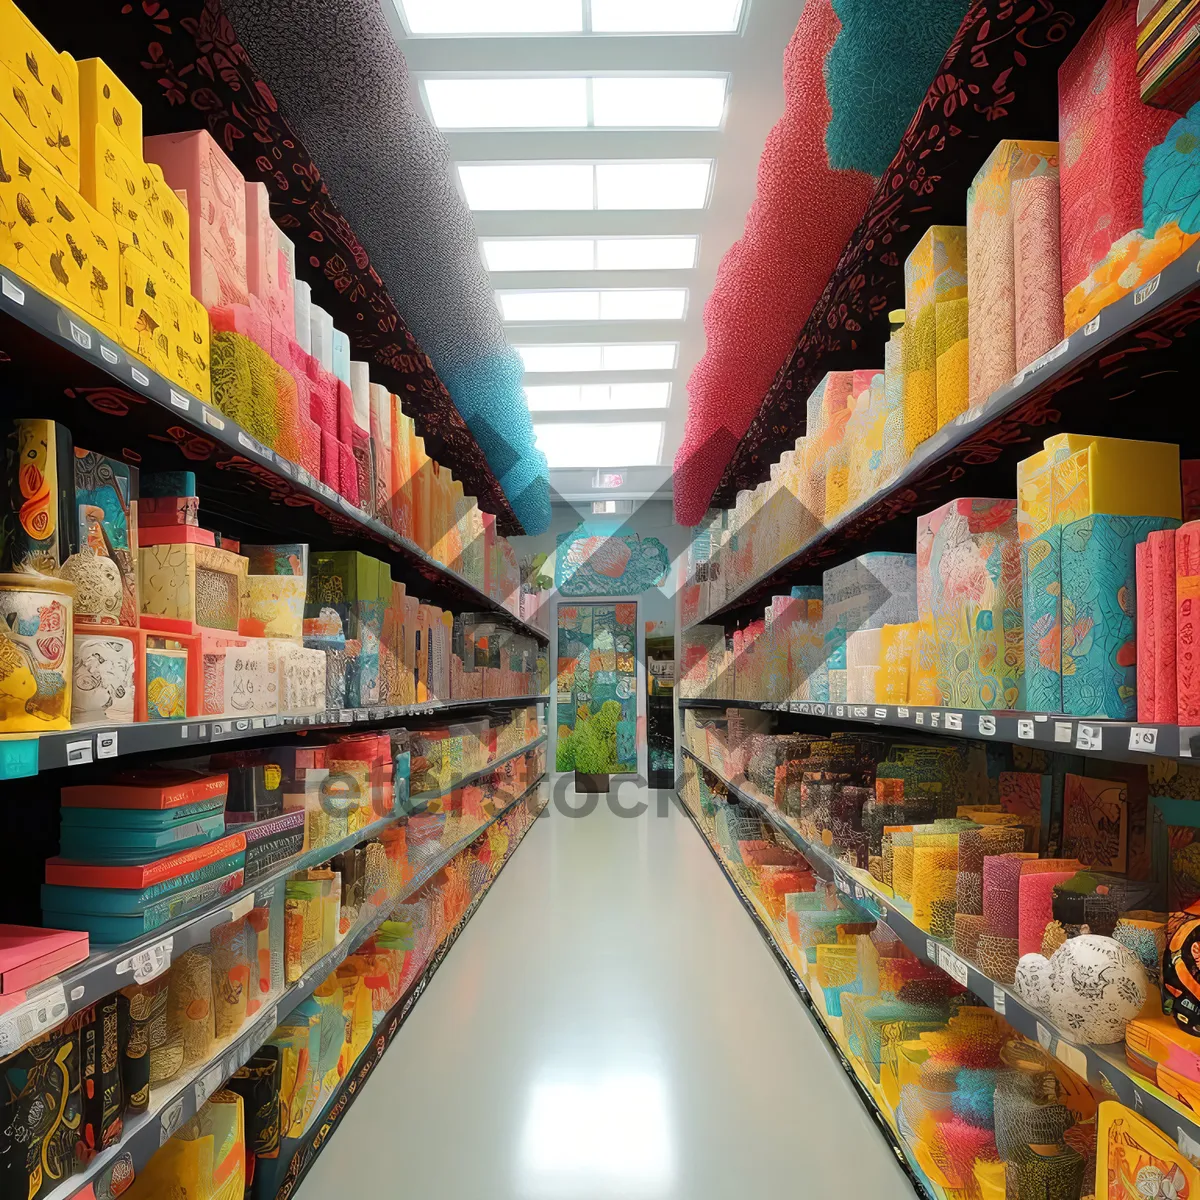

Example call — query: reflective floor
[297,779,913,1199]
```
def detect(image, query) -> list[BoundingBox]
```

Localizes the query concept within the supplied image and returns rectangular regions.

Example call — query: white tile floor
[297,779,914,1199]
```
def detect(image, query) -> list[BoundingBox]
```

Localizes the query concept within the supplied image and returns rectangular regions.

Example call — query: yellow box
[1049,435,1181,526]
[879,622,918,703]
[82,123,189,295]
[0,122,119,335]
[0,0,78,188]
[905,225,968,435]
[119,245,211,401]
[78,57,142,164]
[1016,433,1093,541]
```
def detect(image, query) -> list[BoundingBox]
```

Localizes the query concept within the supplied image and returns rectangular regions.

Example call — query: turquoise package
[59,796,226,831]
[58,812,226,863]
[42,867,246,941]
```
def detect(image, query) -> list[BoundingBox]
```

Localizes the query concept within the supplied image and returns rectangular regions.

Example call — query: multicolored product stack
[679,0,1200,630]
[681,748,1195,1200]
[683,438,1198,720]
[0,428,549,733]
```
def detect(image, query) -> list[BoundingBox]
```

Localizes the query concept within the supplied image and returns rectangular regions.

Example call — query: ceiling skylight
[591,77,727,128]
[424,78,588,129]
[516,343,678,372]
[535,422,665,468]
[396,0,745,35]
[459,162,712,210]
[398,0,582,35]
[525,383,671,410]
[483,237,697,272]
[497,289,687,321]
[424,77,727,130]
[591,0,745,31]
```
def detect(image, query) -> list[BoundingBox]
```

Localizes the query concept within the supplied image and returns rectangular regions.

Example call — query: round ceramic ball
[1014,953,1053,1012]
[1046,935,1148,1045]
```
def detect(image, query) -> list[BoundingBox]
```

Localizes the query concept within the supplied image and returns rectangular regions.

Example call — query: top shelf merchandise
[0,1,547,670]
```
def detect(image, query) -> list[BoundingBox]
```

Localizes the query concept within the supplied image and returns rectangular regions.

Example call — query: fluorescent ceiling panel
[427,76,726,130]
[458,163,594,210]
[591,77,727,128]
[398,0,582,34]
[595,237,697,269]
[599,289,687,319]
[517,343,678,371]
[460,162,712,210]
[424,78,587,128]
[484,237,696,271]
[525,382,671,410]
[535,422,665,467]
[594,162,711,209]
[482,239,596,272]
[590,0,744,31]
[498,289,686,321]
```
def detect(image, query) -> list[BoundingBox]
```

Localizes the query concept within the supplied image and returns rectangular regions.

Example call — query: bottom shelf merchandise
[678,759,1200,1200]
[83,780,547,1200]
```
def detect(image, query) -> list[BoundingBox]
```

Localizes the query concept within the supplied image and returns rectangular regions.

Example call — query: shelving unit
[681,748,1200,1153]
[26,696,550,775]
[679,696,1200,766]
[47,773,546,1200]
[0,734,548,1058]
[0,268,548,643]
[687,238,1200,630]
[673,786,936,1200]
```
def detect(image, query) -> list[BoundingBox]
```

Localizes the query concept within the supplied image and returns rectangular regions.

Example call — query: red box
[138,524,216,547]
[62,768,229,810]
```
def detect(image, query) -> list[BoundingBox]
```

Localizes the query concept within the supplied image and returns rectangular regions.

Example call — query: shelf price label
[944,712,962,731]
[1017,720,1035,740]
[937,945,969,986]
[993,986,1006,1015]
[0,984,68,1056]
[1054,722,1073,743]
[1129,727,1159,753]
[117,936,173,985]
[977,715,996,736]
[1075,724,1103,751]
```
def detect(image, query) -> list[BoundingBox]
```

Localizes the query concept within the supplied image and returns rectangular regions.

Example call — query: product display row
[682,0,1200,629]
[0,421,548,740]
[0,746,546,1200]
[0,0,544,593]
[680,755,1197,1200]
[679,705,1200,1171]
[682,436,1198,726]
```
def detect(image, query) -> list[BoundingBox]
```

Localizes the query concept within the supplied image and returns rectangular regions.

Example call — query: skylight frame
[524,382,672,411]
[534,421,667,468]
[496,288,689,322]
[482,236,699,273]
[515,343,679,372]
[393,0,747,36]
[459,160,714,211]
[420,74,729,131]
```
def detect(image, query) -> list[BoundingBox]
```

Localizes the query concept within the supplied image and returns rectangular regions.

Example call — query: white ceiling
[386,0,805,500]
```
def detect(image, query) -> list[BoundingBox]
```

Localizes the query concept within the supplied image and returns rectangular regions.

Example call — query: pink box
[310,368,338,430]
[144,130,249,309]
[299,410,321,480]
[1150,528,1178,723]
[209,294,271,353]
[320,430,343,490]
[140,495,200,528]
[339,440,360,507]
[1179,522,1200,725]
[1138,541,1156,722]
[337,380,355,443]
[244,182,283,318]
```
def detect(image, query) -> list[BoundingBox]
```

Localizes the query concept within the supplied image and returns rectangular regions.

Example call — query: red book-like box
[0,925,89,994]
[61,769,229,811]
[45,832,247,889]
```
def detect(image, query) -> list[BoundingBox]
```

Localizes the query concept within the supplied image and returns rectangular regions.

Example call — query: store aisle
[297,779,913,1200]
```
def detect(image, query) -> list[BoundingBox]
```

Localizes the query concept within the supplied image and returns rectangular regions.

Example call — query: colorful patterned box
[879,622,919,704]
[788,587,826,703]
[1022,528,1063,713]
[1017,434,1094,542]
[827,370,878,523]
[1059,0,1178,296]
[1177,522,1200,724]
[966,140,1059,410]
[803,373,854,531]
[1012,173,1064,373]
[1138,0,1200,110]
[144,639,188,720]
[140,541,249,634]
[144,130,249,310]
[1061,513,1180,718]
[904,226,968,434]
[917,498,1023,710]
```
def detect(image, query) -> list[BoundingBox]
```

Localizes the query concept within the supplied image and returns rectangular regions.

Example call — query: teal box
[1022,528,1062,714]
[1060,513,1180,720]
[0,739,38,779]
[59,812,226,863]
